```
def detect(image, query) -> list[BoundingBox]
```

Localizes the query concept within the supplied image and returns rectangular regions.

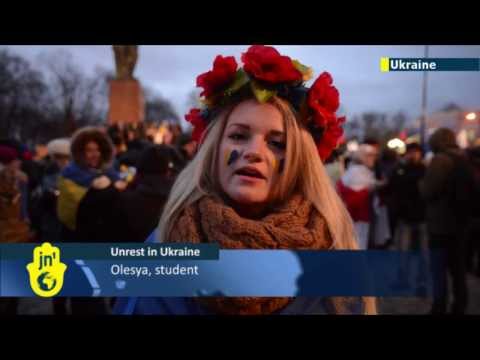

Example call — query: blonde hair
[157,96,376,314]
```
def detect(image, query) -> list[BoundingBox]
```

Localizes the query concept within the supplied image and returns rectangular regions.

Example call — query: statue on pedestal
[113,45,138,80]
[109,45,144,124]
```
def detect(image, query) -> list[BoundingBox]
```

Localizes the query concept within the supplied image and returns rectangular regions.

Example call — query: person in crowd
[419,128,474,314]
[376,148,400,248]
[388,143,429,292]
[113,144,181,242]
[37,138,71,243]
[0,139,33,226]
[56,126,126,242]
[466,146,480,277]
[115,45,376,315]
[155,122,174,145]
[117,127,150,170]
[111,134,128,166]
[324,148,346,186]
[174,132,197,171]
[56,127,126,315]
[389,143,427,251]
[337,143,380,250]
[0,144,31,243]
[0,145,32,314]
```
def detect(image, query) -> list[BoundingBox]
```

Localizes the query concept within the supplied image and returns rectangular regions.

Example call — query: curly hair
[70,127,114,169]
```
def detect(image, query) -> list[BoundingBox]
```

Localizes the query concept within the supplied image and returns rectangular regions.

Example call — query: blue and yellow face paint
[225,148,285,174]
[225,149,241,167]
[272,157,285,174]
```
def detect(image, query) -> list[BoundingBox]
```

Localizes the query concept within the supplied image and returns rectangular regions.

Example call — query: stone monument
[108,45,145,125]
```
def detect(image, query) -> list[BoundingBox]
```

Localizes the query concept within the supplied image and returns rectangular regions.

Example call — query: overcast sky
[4,45,480,127]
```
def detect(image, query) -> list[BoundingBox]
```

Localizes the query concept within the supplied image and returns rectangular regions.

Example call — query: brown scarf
[169,193,333,315]
[0,170,30,243]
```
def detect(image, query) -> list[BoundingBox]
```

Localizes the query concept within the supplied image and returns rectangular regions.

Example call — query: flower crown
[185,45,345,161]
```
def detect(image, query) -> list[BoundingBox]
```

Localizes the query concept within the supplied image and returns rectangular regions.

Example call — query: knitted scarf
[169,192,333,315]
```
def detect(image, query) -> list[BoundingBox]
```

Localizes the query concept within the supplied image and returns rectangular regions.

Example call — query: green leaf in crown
[250,80,276,103]
[224,69,250,97]
[200,96,217,108]
[292,60,313,82]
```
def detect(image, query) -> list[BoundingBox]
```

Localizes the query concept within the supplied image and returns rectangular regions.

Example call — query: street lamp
[420,45,429,152]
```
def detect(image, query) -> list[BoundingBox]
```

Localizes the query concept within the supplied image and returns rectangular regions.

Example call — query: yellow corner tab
[26,243,67,297]
[380,57,390,72]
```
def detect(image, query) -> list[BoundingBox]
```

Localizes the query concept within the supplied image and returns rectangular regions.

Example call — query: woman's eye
[229,133,246,141]
[269,140,286,150]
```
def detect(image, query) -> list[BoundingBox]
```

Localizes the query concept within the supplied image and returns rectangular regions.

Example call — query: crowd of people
[0,45,478,315]
[329,128,480,314]
[0,122,197,314]
[1,123,479,315]
[1,122,196,244]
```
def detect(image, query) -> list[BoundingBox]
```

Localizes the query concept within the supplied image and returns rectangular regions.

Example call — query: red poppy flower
[241,45,302,84]
[196,55,238,98]
[185,108,207,143]
[308,72,340,127]
[317,116,345,161]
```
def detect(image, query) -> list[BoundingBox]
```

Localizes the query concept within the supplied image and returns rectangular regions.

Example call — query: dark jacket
[113,174,173,242]
[466,146,480,220]
[389,161,426,224]
[420,129,474,236]
[37,161,62,243]
[77,172,175,243]
[75,184,123,242]
[87,144,178,243]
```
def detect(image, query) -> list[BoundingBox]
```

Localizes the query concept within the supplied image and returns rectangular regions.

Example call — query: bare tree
[0,49,48,145]
[40,50,109,135]
[0,48,111,145]
[143,87,180,124]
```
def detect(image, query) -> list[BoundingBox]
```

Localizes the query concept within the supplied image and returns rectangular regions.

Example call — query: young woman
[57,126,125,242]
[115,45,376,315]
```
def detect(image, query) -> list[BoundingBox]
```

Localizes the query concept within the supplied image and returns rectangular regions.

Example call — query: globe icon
[37,271,57,292]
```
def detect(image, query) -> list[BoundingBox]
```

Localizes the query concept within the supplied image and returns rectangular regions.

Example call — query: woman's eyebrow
[228,123,250,130]
[269,130,285,137]
[227,124,284,137]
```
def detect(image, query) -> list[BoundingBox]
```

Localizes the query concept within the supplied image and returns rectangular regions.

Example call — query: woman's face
[217,100,286,210]
[84,141,101,169]
[363,150,378,169]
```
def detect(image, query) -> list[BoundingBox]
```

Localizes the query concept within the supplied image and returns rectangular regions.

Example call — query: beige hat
[47,138,71,156]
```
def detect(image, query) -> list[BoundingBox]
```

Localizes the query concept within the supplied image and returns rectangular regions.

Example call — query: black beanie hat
[137,145,179,175]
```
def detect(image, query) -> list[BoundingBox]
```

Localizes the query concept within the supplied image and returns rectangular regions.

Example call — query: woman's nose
[243,137,265,163]
[244,151,262,162]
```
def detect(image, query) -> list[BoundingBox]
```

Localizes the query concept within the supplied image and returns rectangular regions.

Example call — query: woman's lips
[235,174,266,183]
[234,166,266,179]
